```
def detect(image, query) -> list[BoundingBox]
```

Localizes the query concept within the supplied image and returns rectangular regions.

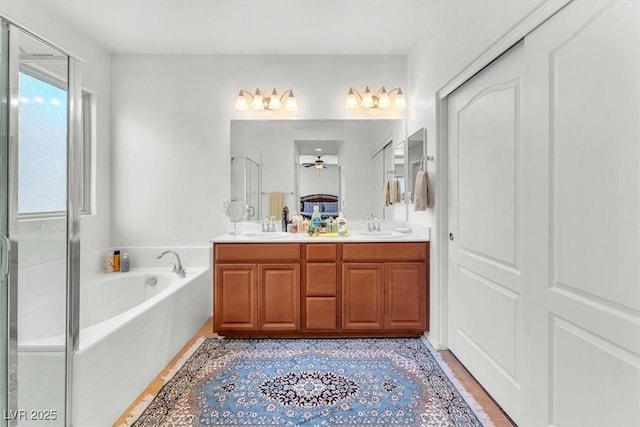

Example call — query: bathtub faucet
[156,250,187,278]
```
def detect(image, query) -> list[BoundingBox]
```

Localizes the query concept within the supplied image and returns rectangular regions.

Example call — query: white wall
[110,54,406,248]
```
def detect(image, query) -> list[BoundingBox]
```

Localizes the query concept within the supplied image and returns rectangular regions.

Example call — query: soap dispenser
[310,205,322,234]
[337,211,348,236]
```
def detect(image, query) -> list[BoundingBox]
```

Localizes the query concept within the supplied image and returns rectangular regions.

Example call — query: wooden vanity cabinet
[342,242,428,332]
[214,244,300,333]
[213,241,429,337]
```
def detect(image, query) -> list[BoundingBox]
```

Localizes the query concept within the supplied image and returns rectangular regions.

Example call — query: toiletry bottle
[103,253,114,273]
[120,253,130,272]
[310,205,322,234]
[327,217,336,233]
[297,214,304,233]
[337,211,348,236]
[113,250,121,272]
[282,206,289,232]
[288,213,298,233]
[302,218,310,233]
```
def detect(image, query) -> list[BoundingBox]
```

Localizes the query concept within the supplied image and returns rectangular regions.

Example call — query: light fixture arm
[277,89,294,103]
[376,87,402,97]
[238,89,254,99]
[348,87,363,101]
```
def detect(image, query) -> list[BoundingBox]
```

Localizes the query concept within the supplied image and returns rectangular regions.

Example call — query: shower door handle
[1,235,10,279]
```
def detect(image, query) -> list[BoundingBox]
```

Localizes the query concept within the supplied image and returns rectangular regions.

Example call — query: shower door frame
[1,17,83,427]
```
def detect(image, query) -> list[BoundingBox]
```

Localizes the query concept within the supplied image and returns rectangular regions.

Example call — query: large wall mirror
[230,119,406,222]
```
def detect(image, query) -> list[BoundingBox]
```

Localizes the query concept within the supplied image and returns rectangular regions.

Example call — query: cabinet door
[306,297,337,331]
[385,262,427,330]
[258,263,300,331]
[342,263,384,330]
[214,264,258,331]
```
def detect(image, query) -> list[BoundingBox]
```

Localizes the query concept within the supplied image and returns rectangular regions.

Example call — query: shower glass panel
[1,21,9,427]
[12,28,69,426]
[231,156,261,220]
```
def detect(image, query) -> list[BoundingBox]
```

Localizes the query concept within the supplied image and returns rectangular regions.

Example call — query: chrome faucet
[262,216,277,232]
[365,213,380,232]
[373,216,381,231]
[156,250,186,278]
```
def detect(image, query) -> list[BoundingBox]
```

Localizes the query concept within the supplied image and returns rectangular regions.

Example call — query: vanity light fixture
[345,86,406,109]
[234,88,297,111]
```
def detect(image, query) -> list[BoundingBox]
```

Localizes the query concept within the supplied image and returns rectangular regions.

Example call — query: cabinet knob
[449,233,454,241]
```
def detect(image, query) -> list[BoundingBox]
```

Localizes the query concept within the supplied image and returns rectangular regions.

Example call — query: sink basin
[349,231,403,239]
[240,232,289,240]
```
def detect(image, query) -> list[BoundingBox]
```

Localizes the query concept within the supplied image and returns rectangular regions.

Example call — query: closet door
[447,41,525,422]
[523,1,640,425]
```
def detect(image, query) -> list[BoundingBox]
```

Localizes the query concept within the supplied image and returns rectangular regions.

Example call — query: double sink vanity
[211,228,430,338]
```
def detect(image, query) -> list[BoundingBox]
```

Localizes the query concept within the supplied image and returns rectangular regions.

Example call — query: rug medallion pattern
[132,338,485,426]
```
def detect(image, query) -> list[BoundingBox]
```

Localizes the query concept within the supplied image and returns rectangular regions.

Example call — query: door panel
[342,263,384,330]
[448,41,524,422]
[523,1,640,424]
[214,264,258,330]
[457,85,518,267]
[384,262,426,330]
[258,263,300,330]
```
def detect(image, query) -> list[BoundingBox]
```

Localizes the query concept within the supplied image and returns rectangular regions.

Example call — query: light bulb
[251,89,264,110]
[361,86,374,108]
[394,89,407,109]
[268,88,281,110]
[377,87,390,108]
[285,91,297,110]
[234,91,248,111]
[345,88,358,109]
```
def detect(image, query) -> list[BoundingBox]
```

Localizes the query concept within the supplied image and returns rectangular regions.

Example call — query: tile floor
[114,318,515,426]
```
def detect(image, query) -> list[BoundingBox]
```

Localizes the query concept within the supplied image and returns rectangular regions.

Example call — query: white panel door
[523,1,640,425]
[448,41,524,423]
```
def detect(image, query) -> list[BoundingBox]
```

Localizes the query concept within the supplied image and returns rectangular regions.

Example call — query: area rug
[126,338,493,426]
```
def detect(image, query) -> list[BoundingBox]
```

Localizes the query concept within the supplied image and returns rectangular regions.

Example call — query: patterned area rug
[127,338,492,426]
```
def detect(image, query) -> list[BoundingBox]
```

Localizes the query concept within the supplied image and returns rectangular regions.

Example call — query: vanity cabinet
[213,241,429,337]
[214,244,300,332]
[342,243,428,331]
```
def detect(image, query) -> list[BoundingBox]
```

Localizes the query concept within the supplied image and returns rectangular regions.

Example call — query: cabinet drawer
[215,243,300,262]
[306,263,337,296]
[305,297,337,330]
[342,242,428,262]
[305,243,337,261]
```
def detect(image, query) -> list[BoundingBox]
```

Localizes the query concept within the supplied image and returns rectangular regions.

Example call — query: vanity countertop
[211,228,430,243]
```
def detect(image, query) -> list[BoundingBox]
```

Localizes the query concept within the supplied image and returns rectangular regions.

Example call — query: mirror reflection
[230,119,406,222]
[406,127,426,203]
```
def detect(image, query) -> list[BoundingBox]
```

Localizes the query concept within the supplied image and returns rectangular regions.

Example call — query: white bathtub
[72,267,211,427]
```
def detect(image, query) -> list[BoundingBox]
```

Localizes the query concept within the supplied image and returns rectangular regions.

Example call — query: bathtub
[72,267,211,427]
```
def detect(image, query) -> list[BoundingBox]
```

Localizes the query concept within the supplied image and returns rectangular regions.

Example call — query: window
[18,68,93,216]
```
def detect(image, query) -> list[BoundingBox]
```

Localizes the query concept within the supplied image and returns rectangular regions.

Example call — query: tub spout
[156,250,186,278]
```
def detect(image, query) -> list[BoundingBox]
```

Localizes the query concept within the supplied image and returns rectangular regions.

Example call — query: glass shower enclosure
[1,18,82,427]
[231,156,261,221]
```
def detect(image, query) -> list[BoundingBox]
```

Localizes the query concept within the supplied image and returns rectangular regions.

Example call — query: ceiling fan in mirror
[303,156,326,169]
